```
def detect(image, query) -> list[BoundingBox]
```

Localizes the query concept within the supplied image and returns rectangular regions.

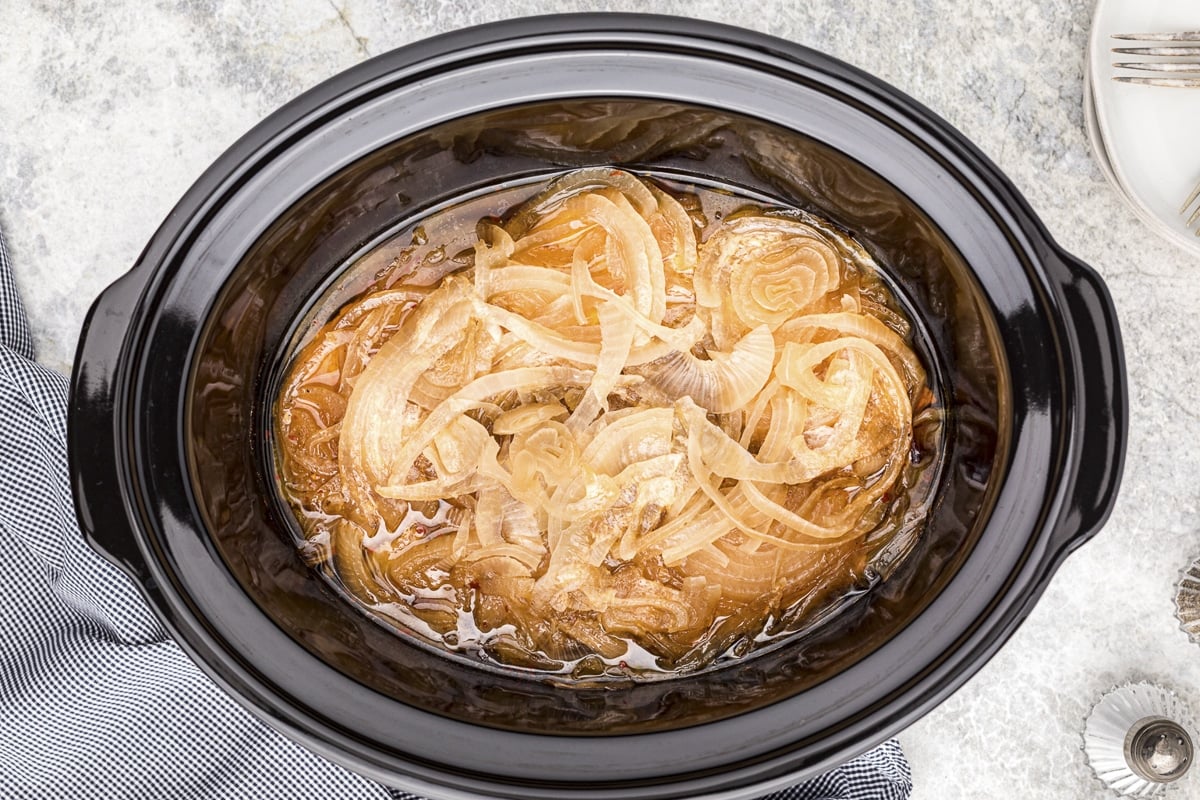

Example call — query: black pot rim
[69,13,1126,800]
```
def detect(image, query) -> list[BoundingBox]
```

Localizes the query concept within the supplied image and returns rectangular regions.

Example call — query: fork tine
[1111,46,1200,56]
[1112,77,1200,87]
[1112,32,1200,41]
[1180,179,1200,220]
[1184,182,1200,217]
[1112,62,1200,72]
[1111,34,1200,87]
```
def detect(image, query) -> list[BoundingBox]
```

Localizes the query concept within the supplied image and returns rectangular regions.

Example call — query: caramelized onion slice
[636,324,773,414]
[567,302,635,431]
[696,216,840,326]
[777,311,926,392]
[338,277,477,515]
[377,366,626,494]
[492,401,568,435]
[276,168,936,677]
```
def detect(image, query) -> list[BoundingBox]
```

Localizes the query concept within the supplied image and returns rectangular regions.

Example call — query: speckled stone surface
[3,1,1199,797]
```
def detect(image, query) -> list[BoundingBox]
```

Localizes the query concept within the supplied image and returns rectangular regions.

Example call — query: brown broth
[272,169,944,681]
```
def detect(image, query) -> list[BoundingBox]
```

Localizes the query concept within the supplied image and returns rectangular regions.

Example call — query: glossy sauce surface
[273,169,942,680]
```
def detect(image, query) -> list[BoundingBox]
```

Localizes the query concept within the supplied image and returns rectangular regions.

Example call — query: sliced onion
[777,311,926,390]
[580,406,675,476]
[582,192,666,324]
[471,224,515,301]
[277,169,935,674]
[492,401,567,435]
[507,167,659,239]
[338,277,476,515]
[648,185,698,276]
[684,539,781,604]
[567,302,634,431]
[637,324,773,414]
[675,398,821,484]
[333,288,428,330]
[377,366,613,493]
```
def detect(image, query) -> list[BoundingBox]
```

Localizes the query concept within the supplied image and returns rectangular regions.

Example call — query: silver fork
[1183,178,1200,237]
[1112,31,1200,87]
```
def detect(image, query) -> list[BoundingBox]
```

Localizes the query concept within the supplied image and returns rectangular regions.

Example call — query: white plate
[1087,0,1200,257]
[1083,60,1122,193]
[1083,50,1152,216]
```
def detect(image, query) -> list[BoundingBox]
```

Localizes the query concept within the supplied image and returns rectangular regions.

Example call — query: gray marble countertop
[4,1,1200,798]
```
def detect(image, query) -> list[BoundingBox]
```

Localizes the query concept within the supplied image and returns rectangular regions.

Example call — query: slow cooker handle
[1045,247,1127,556]
[69,265,151,581]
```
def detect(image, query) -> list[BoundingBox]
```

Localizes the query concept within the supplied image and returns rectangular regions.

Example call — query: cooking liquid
[274,170,944,681]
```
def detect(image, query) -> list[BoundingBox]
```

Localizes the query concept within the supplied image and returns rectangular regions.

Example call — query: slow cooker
[70,14,1125,800]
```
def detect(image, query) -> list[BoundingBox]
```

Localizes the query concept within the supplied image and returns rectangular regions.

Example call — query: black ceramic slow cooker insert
[69,14,1126,800]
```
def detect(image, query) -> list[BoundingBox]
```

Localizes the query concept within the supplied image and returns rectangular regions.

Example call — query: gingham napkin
[0,221,912,800]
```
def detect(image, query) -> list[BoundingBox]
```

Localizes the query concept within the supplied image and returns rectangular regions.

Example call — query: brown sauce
[272,168,943,680]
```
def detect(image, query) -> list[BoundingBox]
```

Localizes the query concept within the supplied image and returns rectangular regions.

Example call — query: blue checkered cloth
[0,221,912,800]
